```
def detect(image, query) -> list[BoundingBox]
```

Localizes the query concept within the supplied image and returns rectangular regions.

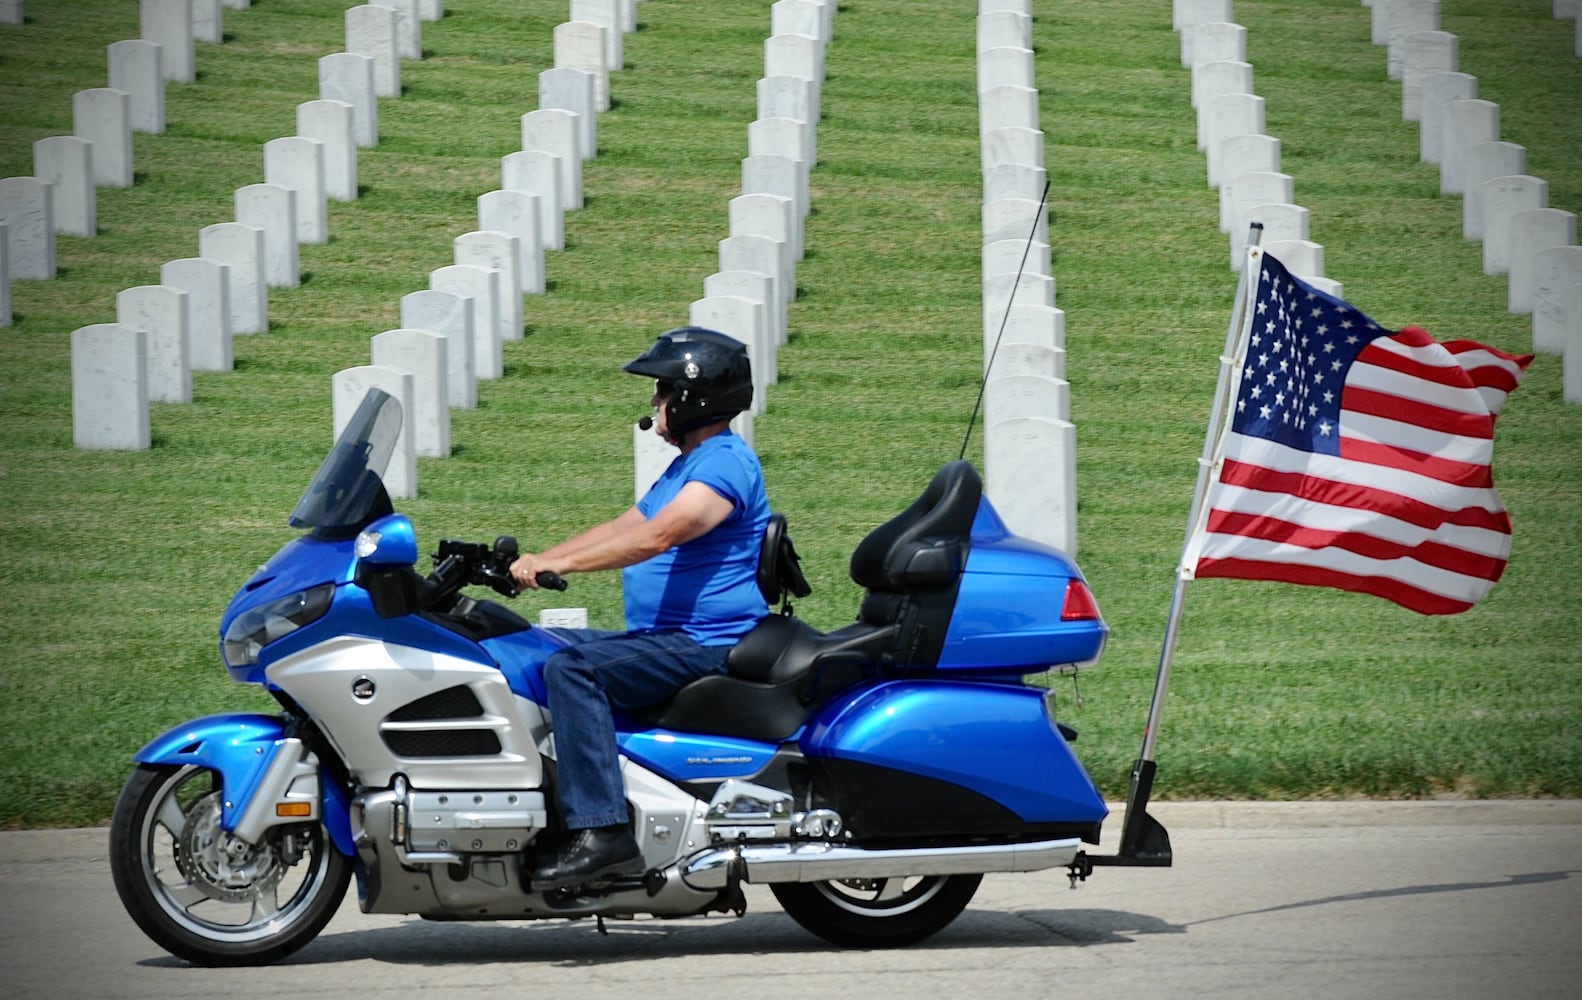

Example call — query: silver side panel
[265,635,546,789]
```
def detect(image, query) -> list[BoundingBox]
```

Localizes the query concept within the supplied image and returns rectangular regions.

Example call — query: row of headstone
[1365,0,1582,378]
[68,2,442,450]
[1176,3,1344,297]
[323,5,634,490]
[631,0,831,500]
[975,2,1077,557]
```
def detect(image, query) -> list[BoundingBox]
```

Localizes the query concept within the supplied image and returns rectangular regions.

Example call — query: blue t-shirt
[622,431,770,646]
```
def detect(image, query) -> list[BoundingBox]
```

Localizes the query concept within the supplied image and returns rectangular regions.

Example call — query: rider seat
[635,463,983,744]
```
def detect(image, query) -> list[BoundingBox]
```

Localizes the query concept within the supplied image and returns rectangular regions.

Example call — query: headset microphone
[638,415,654,430]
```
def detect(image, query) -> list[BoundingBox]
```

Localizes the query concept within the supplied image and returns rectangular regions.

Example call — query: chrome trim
[679,837,1083,890]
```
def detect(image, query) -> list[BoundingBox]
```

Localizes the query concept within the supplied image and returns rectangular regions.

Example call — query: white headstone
[34,136,95,237]
[320,53,379,148]
[370,0,421,61]
[984,303,1065,373]
[729,191,797,309]
[501,150,564,251]
[429,264,502,380]
[982,237,1051,281]
[767,33,825,93]
[73,88,133,188]
[401,289,475,407]
[116,284,190,403]
[571,0,624,71]
[1210,131,1280,190]
[978,84,1038,137]
[1507,209,1576,314]
[1566,284,1582,404]
[1220,170,1293,234]
[0,177,54,280]
[1386,0,1440,80]
[419,0,442,20]
[635,420,679,502]
[222,0,250,8]
[1481,175,1547,275]
[140,0,194,83]
[1179,1,1237,64]
[1304,276,1344,298]
[1461,142,1526,239]
[758,75,818,125]
[371,329,448,457]
[1401,31,1457,121]
[984,272,1055,328]
[72,324,150,451]
[297,100,357,202]
[333,367,416,498]
[983,0,1031,14]
[1234,204,1309,269]
[521,108,583,209]
[454,230,523,344]
[477,189,545,296]
[984,161,1046,205]
[346,5,400,99]
[193,0,222,43]
[234,182,298,288]
[719,235,786,327]
[1187,21,1246,68]
[554,21,609,112]
[1532,246,1582,354]
[1191,58,1252,110]
[264,136,327,244]
[0,0,21,24]
[199,222,265,334]
[985,416,1077,554]
[981,125,1044,173]
[742,154,806,234]
[690,296,769,410]
[1198,91,1264,155]
[776,0,828,41]
[706,269,782,348]
[0,225,9,326]
[982,197,1048,246]
[160,257,231,371]
[1419,71,1477,164]
[1441,98,1499,196]
[750,112,815,173]
[540,67,597,159]
[1262,239,1324,278]
[1369,0,1390,44]
[986,372,1070,425]
[109,40,165,134]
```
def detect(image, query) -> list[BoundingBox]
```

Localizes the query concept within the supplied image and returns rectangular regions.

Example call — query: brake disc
[173,790,287,904]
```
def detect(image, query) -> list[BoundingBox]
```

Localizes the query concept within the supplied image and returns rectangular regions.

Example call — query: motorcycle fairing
[617,727,781,783]
[133,712,356,857]
[801,679,1107,827]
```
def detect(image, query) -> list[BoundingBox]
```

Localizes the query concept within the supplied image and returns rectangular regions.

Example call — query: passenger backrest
[757,512,812,612]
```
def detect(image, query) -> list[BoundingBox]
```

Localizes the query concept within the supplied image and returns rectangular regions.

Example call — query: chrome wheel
[771,873,982,947]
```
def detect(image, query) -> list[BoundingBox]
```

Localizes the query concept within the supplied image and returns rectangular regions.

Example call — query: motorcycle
[109,387,1167,966]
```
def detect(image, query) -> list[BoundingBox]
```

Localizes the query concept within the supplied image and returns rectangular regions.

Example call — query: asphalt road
[3,800,1579,999]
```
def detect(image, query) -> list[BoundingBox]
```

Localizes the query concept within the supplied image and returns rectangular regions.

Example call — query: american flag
[1183,250,1532,615]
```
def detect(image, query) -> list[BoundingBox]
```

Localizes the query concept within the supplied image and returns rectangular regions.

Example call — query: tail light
[1060,579,1101,621]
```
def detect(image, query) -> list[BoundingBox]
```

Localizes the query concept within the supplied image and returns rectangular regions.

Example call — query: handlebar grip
[536,571,569,592]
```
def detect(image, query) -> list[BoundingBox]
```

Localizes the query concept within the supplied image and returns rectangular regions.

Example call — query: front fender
[134,713,355,857]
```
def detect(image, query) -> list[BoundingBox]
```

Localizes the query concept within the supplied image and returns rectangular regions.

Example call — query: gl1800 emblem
[351,676,376,702]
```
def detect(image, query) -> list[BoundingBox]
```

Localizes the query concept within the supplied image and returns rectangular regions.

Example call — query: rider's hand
[509,554,552,590]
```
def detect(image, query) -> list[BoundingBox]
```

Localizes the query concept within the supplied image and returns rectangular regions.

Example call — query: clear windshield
[288,388,403,532]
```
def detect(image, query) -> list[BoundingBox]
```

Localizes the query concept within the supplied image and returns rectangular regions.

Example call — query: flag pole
[1110,224,1264,862]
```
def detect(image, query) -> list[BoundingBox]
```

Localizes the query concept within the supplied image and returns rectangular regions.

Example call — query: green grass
[1,0,1578,828]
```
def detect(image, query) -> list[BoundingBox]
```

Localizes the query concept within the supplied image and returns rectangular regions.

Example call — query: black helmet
[624,327,753,442]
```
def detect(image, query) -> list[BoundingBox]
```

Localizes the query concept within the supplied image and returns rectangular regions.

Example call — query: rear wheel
[770,873,982,948]
[108,764,352,966]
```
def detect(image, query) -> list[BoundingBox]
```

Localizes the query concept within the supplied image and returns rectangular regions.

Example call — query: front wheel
[770,873,982,948]
[108,763,352,966]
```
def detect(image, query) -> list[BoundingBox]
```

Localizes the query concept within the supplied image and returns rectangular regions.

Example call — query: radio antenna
[958,179,1051,461]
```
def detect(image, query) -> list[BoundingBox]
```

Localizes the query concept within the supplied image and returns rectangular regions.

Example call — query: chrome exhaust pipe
[679,837,1083,890]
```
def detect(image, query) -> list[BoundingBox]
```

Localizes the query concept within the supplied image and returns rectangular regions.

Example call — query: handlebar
[428,536,568,603]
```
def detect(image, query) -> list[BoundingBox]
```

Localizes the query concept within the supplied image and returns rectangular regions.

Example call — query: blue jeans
[543,628,731,830]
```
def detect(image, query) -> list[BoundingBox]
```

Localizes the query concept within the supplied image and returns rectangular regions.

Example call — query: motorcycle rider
[509,326,771,890]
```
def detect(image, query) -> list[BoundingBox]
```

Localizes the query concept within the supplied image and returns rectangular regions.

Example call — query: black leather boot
[530,825,644,891]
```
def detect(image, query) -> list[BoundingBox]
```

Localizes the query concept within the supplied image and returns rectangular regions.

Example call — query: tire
[108,763,352,966]
[770,873,982,948]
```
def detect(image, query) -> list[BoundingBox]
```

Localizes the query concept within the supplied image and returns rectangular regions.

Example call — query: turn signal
[1060,579,1101,621]
[275,802,313,818]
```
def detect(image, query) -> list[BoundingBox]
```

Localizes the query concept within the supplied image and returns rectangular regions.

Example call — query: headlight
[222,584,335,669]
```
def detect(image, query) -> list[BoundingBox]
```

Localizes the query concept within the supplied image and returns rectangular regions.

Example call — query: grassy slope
[0,0,1577,827]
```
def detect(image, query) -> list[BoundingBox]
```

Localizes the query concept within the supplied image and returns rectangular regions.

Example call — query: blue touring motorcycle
[110,388,1167,966]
